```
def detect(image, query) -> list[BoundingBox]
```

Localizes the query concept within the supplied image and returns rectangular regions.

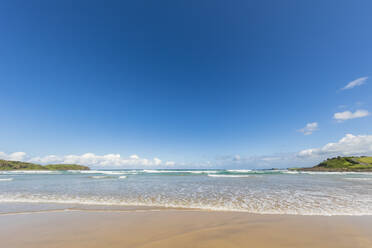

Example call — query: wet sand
[1,209,372,248]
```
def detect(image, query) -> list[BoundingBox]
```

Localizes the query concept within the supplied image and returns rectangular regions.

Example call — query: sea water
[1,169,372,215]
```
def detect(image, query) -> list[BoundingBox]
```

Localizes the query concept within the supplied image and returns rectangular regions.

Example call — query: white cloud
[298,134,372,158]
[29,155,61,164]
[153,157,162,166]
[298,122,318,135]
[214,134,372,169]
[333,109,369,121]
[2,133,372,169]
[341,77,368,90]
[165,161,175,166]
[130,154,139,160]
[0,151,27,161]
[1,151,175,168]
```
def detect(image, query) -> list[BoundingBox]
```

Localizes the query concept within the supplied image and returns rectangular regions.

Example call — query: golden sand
[1,210,372,248]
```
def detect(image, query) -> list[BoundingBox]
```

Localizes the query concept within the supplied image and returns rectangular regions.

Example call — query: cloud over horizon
[0,152,174,168]
[341,77,368,90]
[2,134,372,169]
[0,151,27,161]
[298,134,372,158]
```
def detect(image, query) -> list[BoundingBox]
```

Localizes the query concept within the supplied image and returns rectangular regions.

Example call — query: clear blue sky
[0,0,371,168]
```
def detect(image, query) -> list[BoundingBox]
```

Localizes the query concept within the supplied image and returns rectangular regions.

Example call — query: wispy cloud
[341,77,368,90]
[298,122,318,135]
[333,109,369,121]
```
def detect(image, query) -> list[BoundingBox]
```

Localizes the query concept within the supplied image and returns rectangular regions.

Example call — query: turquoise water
[1,169,372,215]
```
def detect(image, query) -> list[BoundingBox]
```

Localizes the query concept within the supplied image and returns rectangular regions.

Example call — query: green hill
[0,159,90,171]
[43,164,90,170]
[293,156,372,171]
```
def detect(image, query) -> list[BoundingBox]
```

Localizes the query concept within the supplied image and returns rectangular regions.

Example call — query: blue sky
[0,0,371,168]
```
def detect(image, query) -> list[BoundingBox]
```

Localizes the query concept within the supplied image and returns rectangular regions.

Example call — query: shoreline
[2,201,372,217]
[1,205,372,248]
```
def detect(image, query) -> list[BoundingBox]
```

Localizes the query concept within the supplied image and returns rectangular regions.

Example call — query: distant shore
[1,203,372,248]
[291,156,372,172]
[0,159,89,171]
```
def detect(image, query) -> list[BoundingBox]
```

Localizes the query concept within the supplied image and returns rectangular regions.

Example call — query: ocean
[1,169,372,215]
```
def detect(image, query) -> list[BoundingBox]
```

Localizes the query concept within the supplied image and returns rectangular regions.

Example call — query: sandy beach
[1,206,372,248]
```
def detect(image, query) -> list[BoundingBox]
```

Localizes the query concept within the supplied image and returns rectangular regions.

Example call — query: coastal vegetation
[0,159,89,170]
[293,156,372,171]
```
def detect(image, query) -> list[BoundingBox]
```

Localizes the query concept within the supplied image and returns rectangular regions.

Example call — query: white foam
[2,169,372,216]
[298,171,372,175]
[90,176,111,179]
[68,170,96,173]
[75,170,129,175]
[282,170,299,174]
[0,170,60,174]
[1,194,371,216]
[0,178,13,181]
[344,177,372,181]
[99,171,128,175]
[227,169,252,173]
[208,174,252,178]
[142,170,217,174]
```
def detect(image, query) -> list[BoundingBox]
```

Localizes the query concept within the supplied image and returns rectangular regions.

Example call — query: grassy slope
[356,157,372,164]
[44,164,90,170]
[0,160,45,170]
[295,156,372,171]
[0,159,89,170]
